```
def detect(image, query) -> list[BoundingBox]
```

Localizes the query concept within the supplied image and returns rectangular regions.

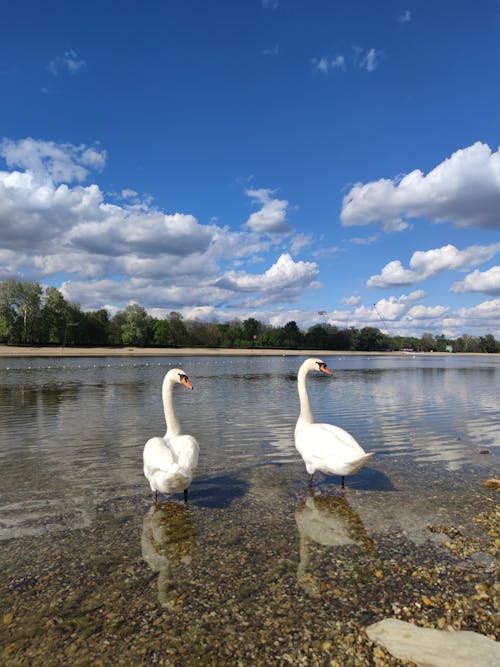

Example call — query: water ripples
[0,354,498,539]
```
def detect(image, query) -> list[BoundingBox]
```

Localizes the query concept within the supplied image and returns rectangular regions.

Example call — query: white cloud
[451,266,500,295]
[341,295,361,306]
[213,253,319,304]
[341,142,500,231]
[290,232,313,255]
[406,304,448,320]
[47,49,87,76]
[0,137,106,183]
[360,48,379,72]
[372,291,426,321]
[368,243,500,288]
[367,260,416,288]
[261,0,279,9]
[398,10,411,23]
[244,188,291,234]
[454,298,500,322]
[262,45,279,56]
[312,56,345,74]
[350,234,379,245]
[0,138,321,316]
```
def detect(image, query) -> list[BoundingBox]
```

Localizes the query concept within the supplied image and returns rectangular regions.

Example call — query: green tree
[121,304,154,346]
[41,287,73,344]
[305,324,329,349]
[242,318,263,345]
[153,318,171,346]
[357,327,385,351]
[420,332,435,352]
[86,309,110,346]
[282,321,304,349]
[0,279,42,344]
[480,334,498,353]
[167,312,188,347]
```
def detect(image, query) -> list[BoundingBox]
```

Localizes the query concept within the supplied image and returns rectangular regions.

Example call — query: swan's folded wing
[304,423,367,461]
[143,437,176,473]
[169,435,199,472]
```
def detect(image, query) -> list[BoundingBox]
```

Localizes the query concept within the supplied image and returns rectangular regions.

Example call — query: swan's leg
[153,490,158,504]
[341,476,345,489]
[183,488,188,503]
[308,473,314,487]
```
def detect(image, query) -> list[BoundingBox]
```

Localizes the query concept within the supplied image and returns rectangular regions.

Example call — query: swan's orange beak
[319,363,333,376]
[181,376,193,390]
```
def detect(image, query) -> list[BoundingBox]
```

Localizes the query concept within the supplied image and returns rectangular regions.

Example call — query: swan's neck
[162,377,181,437]
[297,366,315,424]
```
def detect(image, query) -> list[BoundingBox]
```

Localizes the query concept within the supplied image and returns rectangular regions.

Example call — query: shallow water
[0,354,499,664]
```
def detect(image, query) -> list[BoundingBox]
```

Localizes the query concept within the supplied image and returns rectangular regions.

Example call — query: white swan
[295,358,372,487]
[143,368,199,503]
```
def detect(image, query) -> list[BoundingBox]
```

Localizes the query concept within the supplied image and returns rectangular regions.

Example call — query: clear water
[0,354,498,540]
[1,354,499,663]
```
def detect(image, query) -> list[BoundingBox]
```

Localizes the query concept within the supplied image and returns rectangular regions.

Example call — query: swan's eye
[179,373,188,381]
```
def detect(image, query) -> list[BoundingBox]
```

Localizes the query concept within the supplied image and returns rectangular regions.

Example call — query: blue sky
[1,0,499,338]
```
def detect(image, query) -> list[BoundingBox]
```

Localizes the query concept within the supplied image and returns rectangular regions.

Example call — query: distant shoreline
[0,345,496,358]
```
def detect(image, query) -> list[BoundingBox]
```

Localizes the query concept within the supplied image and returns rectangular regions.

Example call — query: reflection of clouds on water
[341,367,500,471]
[141,502,197,607]
[295,491,373,592]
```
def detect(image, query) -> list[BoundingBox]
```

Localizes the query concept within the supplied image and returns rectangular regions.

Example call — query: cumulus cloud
[341,142,500,231]
[398,10,411,23]
[290,233,313,255]
[367,260,416,288]
[367,243,500,288]
[451,266,500,295]
[341,295,361,306]
[372,291,426,321]
[47,50,87,76]
[0,137,321,315]
[0,137,106,183]
[244,188,291,234]
[213,253,319,304]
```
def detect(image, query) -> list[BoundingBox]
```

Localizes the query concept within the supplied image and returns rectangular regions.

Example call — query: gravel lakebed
[1,462,498,666]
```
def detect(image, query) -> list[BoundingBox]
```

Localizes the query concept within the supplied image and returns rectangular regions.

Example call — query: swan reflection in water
[141,501,197,607]
[295,491,373,594]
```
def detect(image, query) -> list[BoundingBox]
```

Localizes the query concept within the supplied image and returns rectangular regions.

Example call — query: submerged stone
[366,618,500,667]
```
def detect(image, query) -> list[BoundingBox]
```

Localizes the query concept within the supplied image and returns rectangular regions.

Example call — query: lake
[1,354,498,664]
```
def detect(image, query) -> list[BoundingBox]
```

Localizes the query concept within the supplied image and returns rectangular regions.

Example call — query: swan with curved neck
[295,358,372,487]
[143,368,199,503]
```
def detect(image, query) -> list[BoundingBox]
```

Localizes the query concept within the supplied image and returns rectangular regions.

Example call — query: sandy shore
[0,345,382,358]
[0,345,495,358]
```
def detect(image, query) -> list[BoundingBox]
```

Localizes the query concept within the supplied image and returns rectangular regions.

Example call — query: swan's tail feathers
[153,464,192,495]
[328,452,373,477]
[348,452,373,474]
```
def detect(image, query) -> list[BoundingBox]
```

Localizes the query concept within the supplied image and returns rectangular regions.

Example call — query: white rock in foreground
[366,618,500,667]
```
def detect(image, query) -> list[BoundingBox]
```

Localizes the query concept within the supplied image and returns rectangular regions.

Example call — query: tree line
[0,279,498,353]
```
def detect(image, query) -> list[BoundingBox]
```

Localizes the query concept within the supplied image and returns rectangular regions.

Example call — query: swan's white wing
[315,423,366,455]
[296,422,372,476]
[169,435,199,474]
[143,436,176,474]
